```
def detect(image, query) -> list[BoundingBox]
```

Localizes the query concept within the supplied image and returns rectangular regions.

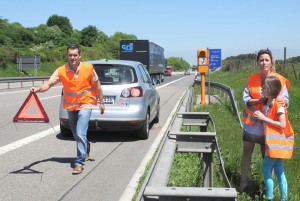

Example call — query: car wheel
[60,123,73,137]
[137,111,150,140]
[153,102,160,123]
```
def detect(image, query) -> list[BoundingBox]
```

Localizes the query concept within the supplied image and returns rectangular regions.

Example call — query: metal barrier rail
[194,80,243,128]
[0,76,50,89]
[137,88,238,201]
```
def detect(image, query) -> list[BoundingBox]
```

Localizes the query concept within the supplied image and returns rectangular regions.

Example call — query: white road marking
[40,95,61,100]
[0,126,59,156]
[156,76,188,90]
[0,86,62,96]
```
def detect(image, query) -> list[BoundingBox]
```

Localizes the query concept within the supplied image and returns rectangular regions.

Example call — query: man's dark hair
[67,44,81,54]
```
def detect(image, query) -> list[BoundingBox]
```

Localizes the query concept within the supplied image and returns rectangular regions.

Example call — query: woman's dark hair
[257,49,273,63]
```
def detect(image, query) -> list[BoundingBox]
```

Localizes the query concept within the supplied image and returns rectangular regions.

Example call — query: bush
[0,47,10,68]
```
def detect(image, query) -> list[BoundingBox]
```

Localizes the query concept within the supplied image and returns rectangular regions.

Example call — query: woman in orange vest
[253,76,294,201]
[31,44,105,175]
[238,49,290,192]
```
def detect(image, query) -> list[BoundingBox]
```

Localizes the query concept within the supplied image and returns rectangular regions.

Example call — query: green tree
[98,31,108,45]
[33,24,63,44]
[167,57,190,71]
[80,25,98,47]
[1,22,25,46]
[60,30,81,46]
[20,28,35,44]
[0,46,15,68]
[0,19,35,46]
[46,15,73,36]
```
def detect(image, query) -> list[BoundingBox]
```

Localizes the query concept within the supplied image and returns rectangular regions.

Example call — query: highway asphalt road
[0,73,194,201]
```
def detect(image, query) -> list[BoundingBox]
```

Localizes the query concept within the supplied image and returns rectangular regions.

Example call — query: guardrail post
[203,152,213,187]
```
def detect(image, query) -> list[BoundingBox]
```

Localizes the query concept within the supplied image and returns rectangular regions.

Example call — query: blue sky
[1,0,300,65]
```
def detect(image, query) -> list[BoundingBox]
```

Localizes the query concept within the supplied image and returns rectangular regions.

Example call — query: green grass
[168,67,300,201]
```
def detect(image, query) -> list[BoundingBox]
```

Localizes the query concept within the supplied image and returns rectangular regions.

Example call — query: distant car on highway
[164,69,172,76]
[194,72,201,83]
[59,60,160,140]
[184,70,190,75]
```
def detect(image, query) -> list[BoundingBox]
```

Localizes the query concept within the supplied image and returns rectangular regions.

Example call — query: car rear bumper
[60,118,144,131]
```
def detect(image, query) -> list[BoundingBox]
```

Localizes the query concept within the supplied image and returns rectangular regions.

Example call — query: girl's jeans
[67,109,91,166]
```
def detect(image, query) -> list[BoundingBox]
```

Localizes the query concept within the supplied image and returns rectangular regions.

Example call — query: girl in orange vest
[253,76,294,201]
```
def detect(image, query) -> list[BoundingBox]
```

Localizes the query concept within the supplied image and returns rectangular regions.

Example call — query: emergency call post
[197,48,209,105]
[197,49,209,73]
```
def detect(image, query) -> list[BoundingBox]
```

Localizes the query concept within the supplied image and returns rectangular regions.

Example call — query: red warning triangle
[13,91,49,122]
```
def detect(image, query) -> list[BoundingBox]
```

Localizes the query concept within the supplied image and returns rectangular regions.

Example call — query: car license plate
[103,96,115,104]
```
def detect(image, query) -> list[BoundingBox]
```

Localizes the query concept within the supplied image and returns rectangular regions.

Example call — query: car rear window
[93,65,137,85]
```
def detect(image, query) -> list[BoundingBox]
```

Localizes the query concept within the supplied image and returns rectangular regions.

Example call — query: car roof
[84,59,142,67]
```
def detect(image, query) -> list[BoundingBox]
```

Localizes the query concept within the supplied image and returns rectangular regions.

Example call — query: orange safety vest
[58,63,97,110]
[265,101,294,159]
[243,72,290,126]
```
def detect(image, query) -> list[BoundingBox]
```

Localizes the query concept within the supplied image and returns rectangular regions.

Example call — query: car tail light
[121,86,143,98]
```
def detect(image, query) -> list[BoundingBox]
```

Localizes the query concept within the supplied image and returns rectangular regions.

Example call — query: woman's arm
[277,85,289,107]
[243,86,265,106]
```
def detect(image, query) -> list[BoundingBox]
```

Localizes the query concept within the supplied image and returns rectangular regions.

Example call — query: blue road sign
[209,49,221,70]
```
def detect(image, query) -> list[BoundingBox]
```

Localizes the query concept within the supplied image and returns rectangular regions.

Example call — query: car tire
[153,102,160,123]
[60,123,73,137]
[137,111,150,140]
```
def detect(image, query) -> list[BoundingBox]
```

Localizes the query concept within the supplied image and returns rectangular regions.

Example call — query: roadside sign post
[208,49,221,104]
[16,56,41,76]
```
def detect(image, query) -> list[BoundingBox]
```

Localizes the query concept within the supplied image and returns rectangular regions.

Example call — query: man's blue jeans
[67,109,91,166]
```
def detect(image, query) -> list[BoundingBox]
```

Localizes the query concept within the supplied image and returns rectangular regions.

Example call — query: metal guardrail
[137,88,238,201]
[0,76,50,89]
[194,80,243,128]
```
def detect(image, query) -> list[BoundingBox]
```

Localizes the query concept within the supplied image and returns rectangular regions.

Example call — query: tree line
[0,15,190,75]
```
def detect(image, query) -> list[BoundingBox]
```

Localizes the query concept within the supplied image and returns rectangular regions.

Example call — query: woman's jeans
[67,109,91,166]
[262,156,288,201]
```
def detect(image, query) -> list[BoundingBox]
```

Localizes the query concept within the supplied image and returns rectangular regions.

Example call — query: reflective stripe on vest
[63,86,96,97]
[243,105,259,125]
[62,86,97,107]
[265,101,294,159]
[58,63,97,110]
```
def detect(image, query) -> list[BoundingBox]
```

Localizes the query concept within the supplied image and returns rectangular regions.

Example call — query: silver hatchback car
[59,60,160,139]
